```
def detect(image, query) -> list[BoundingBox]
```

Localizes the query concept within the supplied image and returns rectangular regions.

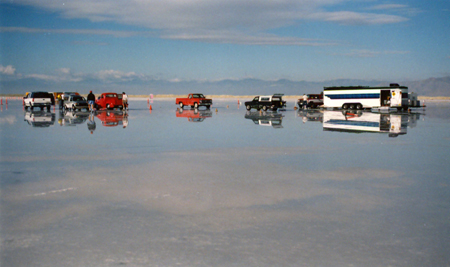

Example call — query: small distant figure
[87,113,96,134]
[60,93,65,109]
[122,92,128,110]
[302,94,307,109]
[386,96,391,105]
[87,91,95,112]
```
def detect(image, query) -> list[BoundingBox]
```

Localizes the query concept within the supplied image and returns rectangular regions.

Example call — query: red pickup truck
[176,93,212,109]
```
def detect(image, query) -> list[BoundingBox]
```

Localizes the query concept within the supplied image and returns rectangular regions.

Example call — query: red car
[96,111,125,127]
[95,93,124,110]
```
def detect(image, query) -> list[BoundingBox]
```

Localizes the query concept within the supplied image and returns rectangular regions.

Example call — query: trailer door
[390,89,402,107]
[380,90,390,106]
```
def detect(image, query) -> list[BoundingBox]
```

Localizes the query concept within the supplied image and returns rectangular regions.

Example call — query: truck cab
[245,94,286,111]
[176,94,212,109]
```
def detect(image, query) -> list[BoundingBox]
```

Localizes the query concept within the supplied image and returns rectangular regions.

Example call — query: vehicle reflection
[58,110,90,126]
[176,109,212,122]
[24,110,55,127]
[322,110,412,137]
[297,110,324,123]
[95,110,128,128]
[245,111,284,129]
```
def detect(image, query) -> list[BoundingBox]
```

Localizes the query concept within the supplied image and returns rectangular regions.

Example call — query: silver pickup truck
[24,92,53,111]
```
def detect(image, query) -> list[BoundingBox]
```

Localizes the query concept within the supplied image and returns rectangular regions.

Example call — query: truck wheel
[342,104,349,109]
[72,105,76,111]
[310,103,316,109]
[356,103,363,110]
[262,105,267,111]
[246,105,251,110]
[194,102,198,109]
[179,102,184,109]
[106,104,111,110]
[349,104,355,110]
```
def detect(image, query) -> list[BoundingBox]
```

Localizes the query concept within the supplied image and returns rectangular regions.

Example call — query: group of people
[86,91,128,112]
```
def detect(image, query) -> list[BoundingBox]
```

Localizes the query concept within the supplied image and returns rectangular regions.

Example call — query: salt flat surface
[1,99,449,267]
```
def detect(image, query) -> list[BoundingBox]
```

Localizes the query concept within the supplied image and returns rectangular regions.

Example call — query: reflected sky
[1,99,449,267]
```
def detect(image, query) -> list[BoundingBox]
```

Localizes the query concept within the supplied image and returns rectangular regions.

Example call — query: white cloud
[0,26,147,38]
[368,4,408,10]
[308,11,408,25]
[335,49,410,58]
[5,0,410,45]
[95,70,143,82]
[0,65,16,75]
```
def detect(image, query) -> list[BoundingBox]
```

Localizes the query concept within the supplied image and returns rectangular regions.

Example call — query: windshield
[192,94,204,98]
[72,96,84,101]
[31,92,51,98]
[105,94,117,98]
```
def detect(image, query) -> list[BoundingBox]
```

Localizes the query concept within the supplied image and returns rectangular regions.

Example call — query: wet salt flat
[1,99,450,267]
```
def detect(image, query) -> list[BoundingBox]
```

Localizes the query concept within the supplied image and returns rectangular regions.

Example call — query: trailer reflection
[322,110,413,137]
[245,111,284,129]
[176,109,212,122]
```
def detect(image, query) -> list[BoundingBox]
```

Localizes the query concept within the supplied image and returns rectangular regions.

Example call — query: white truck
[24,92,53,111]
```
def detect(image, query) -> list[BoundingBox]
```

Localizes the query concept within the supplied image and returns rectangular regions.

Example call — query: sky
[1,0,450,94]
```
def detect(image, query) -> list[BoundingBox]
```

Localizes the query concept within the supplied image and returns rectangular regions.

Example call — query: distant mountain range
[1,75,449,96]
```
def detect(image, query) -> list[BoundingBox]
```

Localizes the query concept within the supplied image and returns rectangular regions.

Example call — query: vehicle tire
[47,106,51,112]
[194,102,198,109]
[246,105,251,110]
[310,103,316,109]
[342,104,349,109]
[72,105,76,111]
[262,105,267,111]
[356,103,363,110]
[106,104,111,110]
[179,102,184,109]
[349,104,355,110]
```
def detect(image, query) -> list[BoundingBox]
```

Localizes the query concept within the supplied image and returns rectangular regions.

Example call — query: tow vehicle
[176,93,212,109]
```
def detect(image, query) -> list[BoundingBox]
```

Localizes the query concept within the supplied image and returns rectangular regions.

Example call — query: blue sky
[1,0,449,92]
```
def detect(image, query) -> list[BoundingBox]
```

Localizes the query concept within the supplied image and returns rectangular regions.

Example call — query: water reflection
[175,108,212,122]
[57,110,89,126]
[95,110,128,128]
[300,110,421,137]
[297,110,324,123]
[245,111,284,128]
[23,110,55,127]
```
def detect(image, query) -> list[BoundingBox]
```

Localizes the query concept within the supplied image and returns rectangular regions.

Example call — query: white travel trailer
[323,83,409,110]
[322,110,407,137]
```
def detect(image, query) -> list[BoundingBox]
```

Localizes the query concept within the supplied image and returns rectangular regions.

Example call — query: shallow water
[1,99,449,267]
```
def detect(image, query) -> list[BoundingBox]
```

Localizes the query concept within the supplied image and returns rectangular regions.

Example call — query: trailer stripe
[326,93,380,99]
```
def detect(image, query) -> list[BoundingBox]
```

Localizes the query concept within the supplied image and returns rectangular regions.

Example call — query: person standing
[60,93,65,110]
[122,92,128,110]
[302,94,308,109]
[87,91,95,112]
